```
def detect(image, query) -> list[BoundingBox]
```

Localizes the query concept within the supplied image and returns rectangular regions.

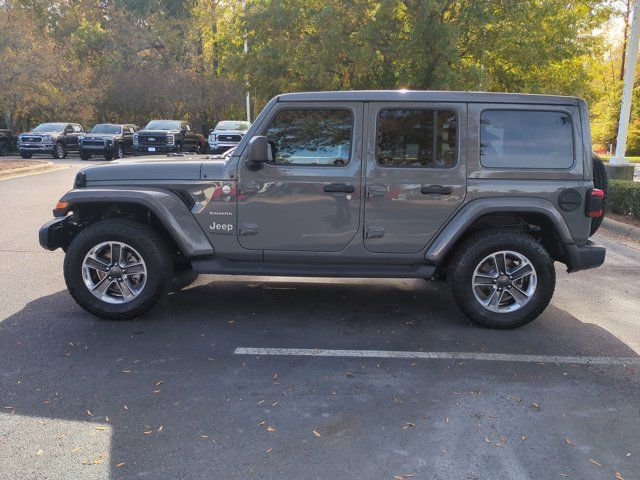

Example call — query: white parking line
[234,347,640,366]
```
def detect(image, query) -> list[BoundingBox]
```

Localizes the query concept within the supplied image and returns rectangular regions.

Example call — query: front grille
[138,135,168,146]
[217,134,242,142]
[21,136,42,143]
[83,139,105,147]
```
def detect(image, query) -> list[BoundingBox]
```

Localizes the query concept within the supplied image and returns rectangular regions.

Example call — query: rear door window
[376,109,457,168]
[480,110,574,169]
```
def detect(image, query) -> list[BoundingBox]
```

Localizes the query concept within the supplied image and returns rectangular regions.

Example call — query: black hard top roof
[276,90,580,105]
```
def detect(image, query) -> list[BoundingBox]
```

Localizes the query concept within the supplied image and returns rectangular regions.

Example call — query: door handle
[324,183,355,193]
[420,185,452,195]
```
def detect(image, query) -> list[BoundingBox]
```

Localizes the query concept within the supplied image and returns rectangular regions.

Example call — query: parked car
[79,124,139,160]
[40,90,606,328]
[0,129,12,156]
[133,120,204,154]
[18,123,84,159]
[207,120,250,154]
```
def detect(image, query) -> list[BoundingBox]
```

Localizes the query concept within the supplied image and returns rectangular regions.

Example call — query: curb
[0,161,62,180]
[601,217,640,242]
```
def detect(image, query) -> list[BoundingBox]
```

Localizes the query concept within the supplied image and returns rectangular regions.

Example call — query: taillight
[586,188,604,218]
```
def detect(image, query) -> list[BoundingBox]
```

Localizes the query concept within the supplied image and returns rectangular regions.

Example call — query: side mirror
[245,136,271,171]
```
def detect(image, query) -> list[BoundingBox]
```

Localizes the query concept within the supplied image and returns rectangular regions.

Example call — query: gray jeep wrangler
[39,91,607,329]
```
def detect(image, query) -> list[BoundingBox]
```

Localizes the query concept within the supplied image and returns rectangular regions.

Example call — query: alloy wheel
[471,250,537,313]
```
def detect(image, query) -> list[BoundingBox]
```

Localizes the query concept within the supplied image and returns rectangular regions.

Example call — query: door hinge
[365,226,385,238]
[367,185,387,198]
[239,223,258,235]
[239,181,260,195]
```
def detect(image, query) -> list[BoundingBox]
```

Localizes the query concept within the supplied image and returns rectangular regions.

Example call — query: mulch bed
[0,159,47,171]
[607,212,640,229]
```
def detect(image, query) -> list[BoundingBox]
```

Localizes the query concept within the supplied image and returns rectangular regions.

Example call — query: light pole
[610,0,640,179]
[243,1,251,123]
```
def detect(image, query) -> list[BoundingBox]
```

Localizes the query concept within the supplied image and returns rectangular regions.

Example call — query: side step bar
[191,258,435,279]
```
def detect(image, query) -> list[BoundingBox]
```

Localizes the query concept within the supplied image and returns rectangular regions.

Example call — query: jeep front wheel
[63,219,173,320]
[448,230,555,329]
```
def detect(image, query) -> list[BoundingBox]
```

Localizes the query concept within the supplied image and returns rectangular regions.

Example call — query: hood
[78,154,230,184]
[83,132,119,139]
[212,129,246,136]
[21,130,62,137]
[138,129,180,135]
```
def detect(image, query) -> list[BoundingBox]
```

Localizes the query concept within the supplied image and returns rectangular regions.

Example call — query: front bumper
[566,240,606,273]
[39,216,79,251]
[135,145,176,153]
[208,141,238,152]
[18,143,54,153]
[80,144,115,154]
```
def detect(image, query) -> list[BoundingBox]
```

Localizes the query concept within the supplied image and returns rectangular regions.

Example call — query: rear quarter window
[480,110,574,169]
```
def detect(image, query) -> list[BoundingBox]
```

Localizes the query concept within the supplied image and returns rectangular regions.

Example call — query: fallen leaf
[153,389,161,394]
[485,436,491,444]
[36,449,43,455]
[589,459,603,467]
[155,380,164,387]
[531,402,541,410]
[116,462,125,467]
[521,435,527,441]
[626,452,631,458]
[207,357,215,362]
[157,425,163,432]
[257,400,265,405]
[615,472,624,480]
[445,417,450,423]
[402,423,415,430]
[266,448,273,453]
[313,430,321,437]
[95,426,107,431]
[272,402,279,407]
[143,430,153,434]
[272,372,278,381]
[123,405,128,410]
[266,426,275,432]
[559,474,569,477]
[565,438,573,446]
[200,435,208,439]
[121,370,132,373]
[86,410,93,416]
[258,421,266,426]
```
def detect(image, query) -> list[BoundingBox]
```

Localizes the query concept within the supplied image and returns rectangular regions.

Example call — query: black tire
[590,154,608,236]
[448,229,556,329]
[20,152,32,159]
[195,143,202,154]
[63,219,173,320]
[104,151,114,160]
[116,143,124,158]
[175,143,182,153]
[0,140,8,156]
[52,142,66,159]
[79,150,91,160]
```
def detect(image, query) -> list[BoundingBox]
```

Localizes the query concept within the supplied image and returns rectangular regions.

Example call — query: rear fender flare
[425,197,574,265]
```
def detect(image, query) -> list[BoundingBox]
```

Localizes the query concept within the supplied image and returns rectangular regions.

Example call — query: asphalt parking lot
[1,161,639,480]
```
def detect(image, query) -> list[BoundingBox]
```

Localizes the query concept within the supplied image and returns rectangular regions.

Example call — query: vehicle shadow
[1,278,638,479]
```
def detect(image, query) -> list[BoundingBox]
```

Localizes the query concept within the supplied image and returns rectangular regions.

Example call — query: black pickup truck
[134,120,204,154]
[79,124,139,160]
[0,130,12,156]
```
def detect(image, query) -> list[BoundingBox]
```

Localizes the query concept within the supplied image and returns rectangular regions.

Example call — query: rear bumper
[566,240,606,273]
[39,216,78,251]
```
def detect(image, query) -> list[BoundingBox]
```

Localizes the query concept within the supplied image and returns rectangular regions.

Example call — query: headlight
[133,134,139,145]
[167,134,174,145]
[106,139,112,145]
[209,133,216,142]
[78,136,85,143]
[42,135,52,143]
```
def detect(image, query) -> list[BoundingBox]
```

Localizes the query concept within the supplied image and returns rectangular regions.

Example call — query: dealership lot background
[0,158,638,479]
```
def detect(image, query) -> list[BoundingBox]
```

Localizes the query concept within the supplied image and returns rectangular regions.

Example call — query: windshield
[33,123,65,133]
[145,120,181,130]
[90,124,122,134]
[215,121,250,131]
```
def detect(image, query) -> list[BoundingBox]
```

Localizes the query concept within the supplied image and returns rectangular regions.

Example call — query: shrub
[607,180,640,218]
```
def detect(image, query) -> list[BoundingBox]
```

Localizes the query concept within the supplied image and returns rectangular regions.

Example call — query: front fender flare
[55,187,214,257]
[425,197,575,265]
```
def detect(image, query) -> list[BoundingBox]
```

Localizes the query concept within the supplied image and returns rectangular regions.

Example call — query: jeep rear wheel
[448,230,555,329]
[64,219,173,320]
